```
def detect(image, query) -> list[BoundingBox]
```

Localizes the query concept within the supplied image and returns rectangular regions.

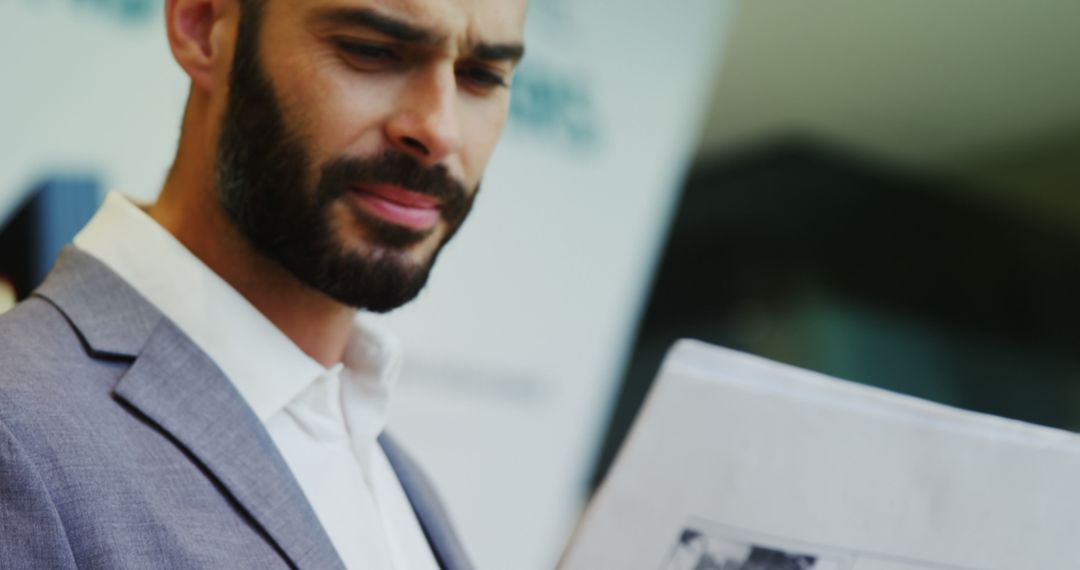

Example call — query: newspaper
[561,340,1080,570]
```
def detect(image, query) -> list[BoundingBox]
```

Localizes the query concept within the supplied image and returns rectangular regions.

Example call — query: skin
[155,0,527,366]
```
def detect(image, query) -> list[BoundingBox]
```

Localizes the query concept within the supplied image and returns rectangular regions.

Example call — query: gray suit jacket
[0,248,472,569]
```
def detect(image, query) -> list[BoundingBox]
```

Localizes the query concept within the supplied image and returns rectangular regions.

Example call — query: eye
[457,65,508,91]
[335,40,402,66]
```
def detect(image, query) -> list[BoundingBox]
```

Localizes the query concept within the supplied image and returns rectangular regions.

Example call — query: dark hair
[238,0,266,19]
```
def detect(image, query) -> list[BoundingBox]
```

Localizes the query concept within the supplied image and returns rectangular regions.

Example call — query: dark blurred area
[591,1,1080,487]
[593,135,1080,486]
[0,179,101,304]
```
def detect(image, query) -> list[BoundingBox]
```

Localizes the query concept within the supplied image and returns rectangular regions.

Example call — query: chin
[343,232,438,266]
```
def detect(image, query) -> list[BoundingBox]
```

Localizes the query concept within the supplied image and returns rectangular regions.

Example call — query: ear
[166,0,232,92]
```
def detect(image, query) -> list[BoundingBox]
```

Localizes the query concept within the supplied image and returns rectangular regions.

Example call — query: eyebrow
[311,7,525,63]
[472,42,526,64]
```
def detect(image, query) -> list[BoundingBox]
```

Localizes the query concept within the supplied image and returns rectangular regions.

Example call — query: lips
[350,184,441,231]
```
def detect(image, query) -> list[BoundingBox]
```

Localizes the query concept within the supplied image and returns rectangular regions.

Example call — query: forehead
[272,0,528,46]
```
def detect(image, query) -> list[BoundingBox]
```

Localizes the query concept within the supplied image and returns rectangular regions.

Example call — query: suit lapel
[380,433,473,570]
[114,320,345,570]
[33,247,160,358]
[35,248,345,570]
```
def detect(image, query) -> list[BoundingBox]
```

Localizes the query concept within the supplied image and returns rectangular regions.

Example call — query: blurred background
[2,1,1079,569]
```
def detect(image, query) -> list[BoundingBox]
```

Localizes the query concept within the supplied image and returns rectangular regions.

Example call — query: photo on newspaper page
[560,340,1080,570]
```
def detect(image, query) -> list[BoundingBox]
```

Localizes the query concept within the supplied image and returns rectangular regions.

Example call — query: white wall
[0,1,186,223]
[0,1,733,568]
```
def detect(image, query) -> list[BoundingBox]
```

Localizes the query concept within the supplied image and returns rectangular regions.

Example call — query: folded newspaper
[561,340,1080,570]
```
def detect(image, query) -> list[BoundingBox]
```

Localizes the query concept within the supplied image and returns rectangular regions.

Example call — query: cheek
[331,76,403,152]
[270,51,397,160]
[461,98,511,180]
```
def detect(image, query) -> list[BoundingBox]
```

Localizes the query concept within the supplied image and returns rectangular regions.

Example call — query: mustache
[317,151,468,208]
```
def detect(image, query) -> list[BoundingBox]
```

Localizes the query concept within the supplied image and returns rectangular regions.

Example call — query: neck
[150,96,354,368]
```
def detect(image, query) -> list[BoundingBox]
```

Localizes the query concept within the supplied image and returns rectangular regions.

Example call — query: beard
[213,9,475,313]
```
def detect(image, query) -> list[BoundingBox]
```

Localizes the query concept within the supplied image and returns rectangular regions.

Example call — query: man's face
[215,0,526,312]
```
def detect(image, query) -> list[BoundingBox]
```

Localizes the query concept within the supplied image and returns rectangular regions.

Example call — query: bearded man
[0,0,526,568]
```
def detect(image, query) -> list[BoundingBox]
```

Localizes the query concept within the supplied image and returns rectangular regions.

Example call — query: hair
[238,0,267,21]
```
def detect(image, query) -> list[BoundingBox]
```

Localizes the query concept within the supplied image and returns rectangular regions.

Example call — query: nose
[385,65,462,167]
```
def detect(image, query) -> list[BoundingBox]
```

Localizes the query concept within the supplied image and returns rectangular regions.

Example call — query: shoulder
[0,295,125,425]
[0,298,91,566]
[0,295,82,373]
[0,411,80,568]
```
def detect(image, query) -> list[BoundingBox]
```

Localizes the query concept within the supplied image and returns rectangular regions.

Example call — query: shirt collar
[74,192,401,423]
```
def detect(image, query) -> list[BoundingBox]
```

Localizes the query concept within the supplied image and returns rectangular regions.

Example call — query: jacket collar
[34,247,346,570]
[34,246,159,359]
[380,433,474,570]
[114,317,346,570]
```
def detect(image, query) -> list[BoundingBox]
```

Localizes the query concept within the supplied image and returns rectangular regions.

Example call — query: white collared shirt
[74,192,439,570]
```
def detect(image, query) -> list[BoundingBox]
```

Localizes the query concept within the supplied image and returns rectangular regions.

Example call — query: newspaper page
[561,340,1080,570]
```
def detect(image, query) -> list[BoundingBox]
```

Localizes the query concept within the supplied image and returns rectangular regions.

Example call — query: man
[0,0,526,567]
